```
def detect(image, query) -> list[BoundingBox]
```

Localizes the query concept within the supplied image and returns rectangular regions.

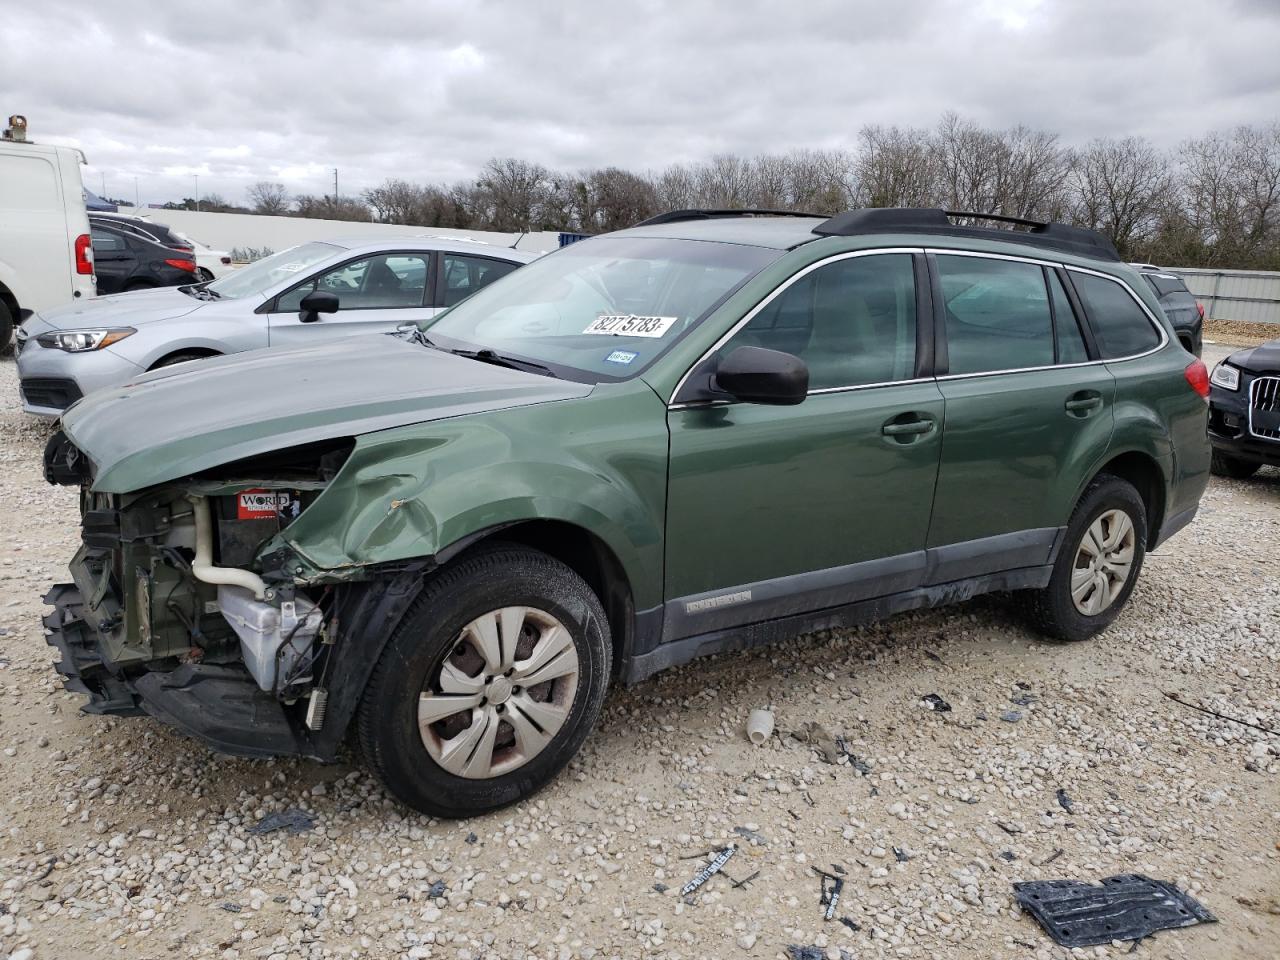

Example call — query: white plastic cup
[746,708,774,746]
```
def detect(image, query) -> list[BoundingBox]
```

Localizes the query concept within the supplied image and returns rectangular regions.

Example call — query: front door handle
[881,413,936,441]
[1065,391,1103,416]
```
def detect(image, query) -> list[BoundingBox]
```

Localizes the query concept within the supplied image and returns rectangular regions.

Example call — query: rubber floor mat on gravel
[1013,873,1217,947]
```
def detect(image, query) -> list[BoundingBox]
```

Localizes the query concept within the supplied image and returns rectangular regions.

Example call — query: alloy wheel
[417,606,579,779]
[1070,509,1136,616]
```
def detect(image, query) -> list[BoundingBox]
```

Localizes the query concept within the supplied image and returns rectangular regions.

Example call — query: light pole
[134,177,139,210]
[194,174,200,211]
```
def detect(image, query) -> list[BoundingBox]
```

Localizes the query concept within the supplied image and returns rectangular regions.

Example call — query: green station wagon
[43,209,1211,817]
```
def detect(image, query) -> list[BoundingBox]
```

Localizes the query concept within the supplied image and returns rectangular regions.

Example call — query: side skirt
[620,565,1053,685]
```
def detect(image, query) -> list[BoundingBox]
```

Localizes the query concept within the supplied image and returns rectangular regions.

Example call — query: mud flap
[43,583,143,716]
[1013,874,1217,947]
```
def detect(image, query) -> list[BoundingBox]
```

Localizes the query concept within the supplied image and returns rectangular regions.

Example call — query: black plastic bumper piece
[133,664,307,759]
[44,583,143,716]
[1013,874,1217,947]
[45,582,309,759]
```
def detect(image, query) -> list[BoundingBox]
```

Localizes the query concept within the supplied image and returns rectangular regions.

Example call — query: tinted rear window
[1071,272,1162,359]
[1148,274,1189,297]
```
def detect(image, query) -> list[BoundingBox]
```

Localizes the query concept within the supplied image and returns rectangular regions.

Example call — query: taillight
[1184,358,1210,400]
[1196,301,1205,320]
[74,234,93,275]
[164,258,197,272]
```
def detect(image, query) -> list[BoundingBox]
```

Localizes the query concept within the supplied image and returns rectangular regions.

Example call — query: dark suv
[89,223,197,293]
[43,208,1211,817]
[1208,336,1280,477]
[1132,264,1204,355]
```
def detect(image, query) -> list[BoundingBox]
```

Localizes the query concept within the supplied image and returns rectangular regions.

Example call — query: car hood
[61,335,593,493]
[34,286,214,331]
[1227,338,1280,373]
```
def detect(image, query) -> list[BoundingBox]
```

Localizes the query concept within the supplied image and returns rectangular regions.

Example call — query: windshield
[206,242,339,300]
[424,236,779,380]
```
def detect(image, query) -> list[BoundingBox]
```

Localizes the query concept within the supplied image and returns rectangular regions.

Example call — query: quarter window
[277,254,430,312]
[937,255,1054,374]
[726,253,917,390]
[1070,272,1162,358]
[90,228,127,253]
[442,254,519,307]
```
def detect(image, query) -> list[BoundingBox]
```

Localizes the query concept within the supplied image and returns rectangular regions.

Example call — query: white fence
[1164,267,1280,325]
[109,207,565,258]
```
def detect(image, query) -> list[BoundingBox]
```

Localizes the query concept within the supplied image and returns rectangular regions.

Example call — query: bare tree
[1181,124,1280,267]
[247,181,290,216]
[1069,137,1171,258]
[293,194,373,222]
[855,126,936,208]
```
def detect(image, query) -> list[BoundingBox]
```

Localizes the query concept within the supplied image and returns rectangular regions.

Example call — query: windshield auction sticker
[583,315,678,338]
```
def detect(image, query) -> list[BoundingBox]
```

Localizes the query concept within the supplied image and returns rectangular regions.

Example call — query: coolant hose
[188,495,268,600]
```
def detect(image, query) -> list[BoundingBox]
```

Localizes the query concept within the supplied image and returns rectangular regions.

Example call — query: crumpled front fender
[266,382,670,609]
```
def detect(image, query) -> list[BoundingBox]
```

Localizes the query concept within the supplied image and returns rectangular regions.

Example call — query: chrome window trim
[667,247,923,406]
[925,252,1169,383]
[668,247,1173,407]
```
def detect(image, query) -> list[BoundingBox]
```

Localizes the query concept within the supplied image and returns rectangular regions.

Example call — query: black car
[1208,337,1280,477]
[1132,265,1204,355]
[89,213,193,253]
[90,223,198,294]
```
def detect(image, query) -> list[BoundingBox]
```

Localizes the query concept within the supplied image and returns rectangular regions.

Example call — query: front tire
[1024,475,1147,642]
[1210,451,1261,480]
[357,544,611,818]
[0,298,13,357]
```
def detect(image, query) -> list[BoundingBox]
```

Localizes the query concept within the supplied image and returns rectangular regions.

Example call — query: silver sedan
[16,236,536,415]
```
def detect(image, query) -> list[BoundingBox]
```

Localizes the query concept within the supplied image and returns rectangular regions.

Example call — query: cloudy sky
[6,0,1279,206]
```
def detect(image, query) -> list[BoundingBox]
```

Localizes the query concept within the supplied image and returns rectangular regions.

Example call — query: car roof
[327,235,537,261]
[610,215,827,250]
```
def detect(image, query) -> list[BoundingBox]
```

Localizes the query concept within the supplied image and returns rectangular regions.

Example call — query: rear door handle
[1065,392,1103,414]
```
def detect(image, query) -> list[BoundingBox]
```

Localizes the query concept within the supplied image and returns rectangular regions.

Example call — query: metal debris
[247,809,316,835]
[824,875,844,920]
[426,880,446,899]
[999,851,1017,862]
[680,844,737,896]
[464,832,478,844]
[1014,873,1217,947]
[921,693,952,712]
[1001,710,1023,723]
[1055,788,1074,814]
[838,916,861,932]
[893,846,910,863]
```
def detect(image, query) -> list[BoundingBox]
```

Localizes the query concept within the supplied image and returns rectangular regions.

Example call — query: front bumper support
[44,582,311,759]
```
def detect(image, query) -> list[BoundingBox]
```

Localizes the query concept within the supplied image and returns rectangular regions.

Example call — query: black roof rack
[812,208,1120,261]
[634,208,828,227]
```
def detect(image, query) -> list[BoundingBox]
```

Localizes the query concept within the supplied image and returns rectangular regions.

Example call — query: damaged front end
[43,432,358,759]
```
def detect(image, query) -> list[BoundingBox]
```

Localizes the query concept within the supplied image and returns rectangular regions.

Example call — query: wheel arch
[1087,450,1167,547]
[147,346,223,370]
[439,519,637,681]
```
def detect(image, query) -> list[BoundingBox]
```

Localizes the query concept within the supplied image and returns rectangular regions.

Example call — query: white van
[0,116,96,353]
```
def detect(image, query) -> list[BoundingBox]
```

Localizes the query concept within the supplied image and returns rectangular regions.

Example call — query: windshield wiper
[450,348,557,378]
[179,284,221,301]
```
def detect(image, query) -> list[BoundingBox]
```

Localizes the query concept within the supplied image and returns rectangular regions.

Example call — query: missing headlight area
[45,438,358,758]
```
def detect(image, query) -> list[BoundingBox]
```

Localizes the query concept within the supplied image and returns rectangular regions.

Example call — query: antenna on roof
[510,230,527,250]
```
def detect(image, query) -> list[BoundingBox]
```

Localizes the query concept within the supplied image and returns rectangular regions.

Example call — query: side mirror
[299,290,339,323]
[714,346,809,405]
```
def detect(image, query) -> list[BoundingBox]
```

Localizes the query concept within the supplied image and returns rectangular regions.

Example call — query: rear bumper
[44,581,313,759]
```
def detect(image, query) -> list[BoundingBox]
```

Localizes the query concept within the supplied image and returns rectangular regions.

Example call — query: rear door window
[937,255,1054,374]
[441,254,519,307]
[1148,274,1189,297]
[1070,272,1162,359]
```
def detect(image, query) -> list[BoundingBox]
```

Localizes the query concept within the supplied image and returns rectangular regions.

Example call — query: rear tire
[1023,475,1147,642]
[0,299,12,357]
[357,544,611,818]
[197,268,215,282]
[1210,451,1260,480]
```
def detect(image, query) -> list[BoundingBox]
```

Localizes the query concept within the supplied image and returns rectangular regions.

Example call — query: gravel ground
[0,352,1277,960]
